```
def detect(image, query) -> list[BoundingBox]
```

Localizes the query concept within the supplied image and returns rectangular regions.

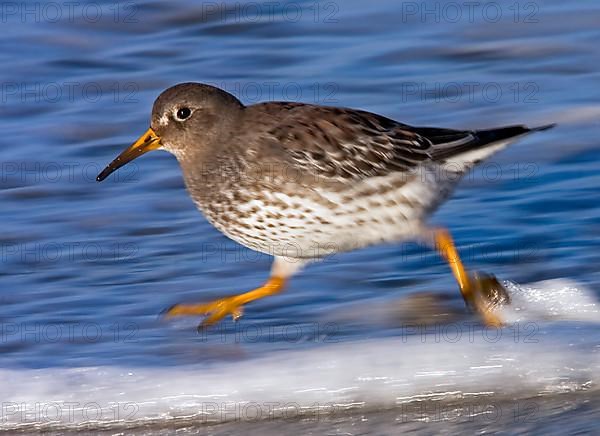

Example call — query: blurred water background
[1,0,599,433]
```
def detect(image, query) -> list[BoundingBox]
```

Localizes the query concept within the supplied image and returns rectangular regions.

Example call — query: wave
[0,279,598,431]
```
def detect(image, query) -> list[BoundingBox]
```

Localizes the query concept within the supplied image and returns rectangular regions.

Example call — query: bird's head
[96,82,244,182]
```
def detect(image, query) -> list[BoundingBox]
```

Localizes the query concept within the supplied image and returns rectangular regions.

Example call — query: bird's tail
[473,123,556,148]
[429,122,556,165]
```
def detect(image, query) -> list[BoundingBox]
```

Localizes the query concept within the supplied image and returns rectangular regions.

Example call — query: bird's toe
[467,271,510,327]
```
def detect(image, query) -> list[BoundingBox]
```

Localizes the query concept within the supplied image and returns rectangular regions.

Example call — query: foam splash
[500,278,600,323]
[0,279,598,430]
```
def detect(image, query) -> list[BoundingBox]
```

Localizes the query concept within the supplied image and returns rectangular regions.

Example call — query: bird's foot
[165,295,246,329]
[163,276,286,330]
[433,229,509,328]
[466,271,510,327]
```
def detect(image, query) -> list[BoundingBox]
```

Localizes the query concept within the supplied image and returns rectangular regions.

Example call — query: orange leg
[165,276,286,328]
[434,229,504,327]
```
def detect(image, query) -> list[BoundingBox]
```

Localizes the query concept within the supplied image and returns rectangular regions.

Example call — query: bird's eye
[175,107,192,121]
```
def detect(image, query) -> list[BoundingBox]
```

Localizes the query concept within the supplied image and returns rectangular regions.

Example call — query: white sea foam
[501,278,600,323]
[0,279,598,430]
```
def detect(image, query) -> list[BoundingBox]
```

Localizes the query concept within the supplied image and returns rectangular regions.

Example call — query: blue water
[1,0,599,432]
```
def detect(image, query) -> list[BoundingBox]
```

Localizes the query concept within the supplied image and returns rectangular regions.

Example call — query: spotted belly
[199,168,453,259]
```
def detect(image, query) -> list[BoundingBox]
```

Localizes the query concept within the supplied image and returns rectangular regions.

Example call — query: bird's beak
[96,127,162,182]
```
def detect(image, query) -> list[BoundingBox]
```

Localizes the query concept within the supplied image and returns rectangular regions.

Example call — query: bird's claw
[466,271,510,327]
[164,296,246,329]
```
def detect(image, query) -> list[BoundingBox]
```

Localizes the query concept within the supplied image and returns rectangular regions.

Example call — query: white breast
[202,167,454,259]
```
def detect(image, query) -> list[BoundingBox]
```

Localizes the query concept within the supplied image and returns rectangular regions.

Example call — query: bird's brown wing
[248,103,546,183]
[261,104,475,181]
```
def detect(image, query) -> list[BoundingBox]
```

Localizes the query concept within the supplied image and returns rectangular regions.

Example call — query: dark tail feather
[475,123,556,145]
[429,123,556,160]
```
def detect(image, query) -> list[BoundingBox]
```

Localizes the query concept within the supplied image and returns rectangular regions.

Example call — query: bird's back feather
[245,102,554,183]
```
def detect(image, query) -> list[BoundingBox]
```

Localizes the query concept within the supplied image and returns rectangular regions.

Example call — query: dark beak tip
[96,168,110,182]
